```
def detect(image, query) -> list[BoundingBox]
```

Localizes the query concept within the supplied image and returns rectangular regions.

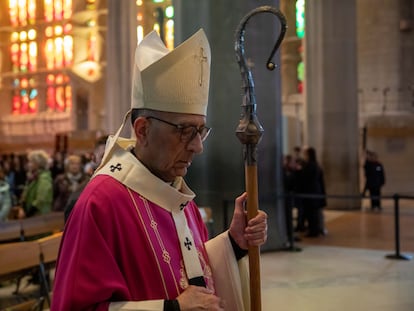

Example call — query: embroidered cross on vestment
[110,163,122,172]
[184,237,192,251]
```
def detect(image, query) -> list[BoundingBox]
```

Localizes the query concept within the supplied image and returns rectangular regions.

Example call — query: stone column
[305,0,360,208]
[176,0,287,250]
[105,0,137,134]
[280,0,301,97]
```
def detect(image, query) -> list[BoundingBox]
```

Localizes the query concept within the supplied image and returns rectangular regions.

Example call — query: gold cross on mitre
[197,47,208,86]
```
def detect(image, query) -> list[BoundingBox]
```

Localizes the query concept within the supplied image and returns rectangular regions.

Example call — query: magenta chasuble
[52,173,215,310]
[52,140,249,311]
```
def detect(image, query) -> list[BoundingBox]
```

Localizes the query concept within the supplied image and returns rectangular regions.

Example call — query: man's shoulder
[83,174,128,197]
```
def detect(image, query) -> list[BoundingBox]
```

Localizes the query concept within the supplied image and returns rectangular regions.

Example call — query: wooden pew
[36,232,63,308]
[0,212,64,243]
[0,221,22,243]
[0,232,63,310]
[0,240,39,282]
[37,232,63,264]
[20,212,64,240]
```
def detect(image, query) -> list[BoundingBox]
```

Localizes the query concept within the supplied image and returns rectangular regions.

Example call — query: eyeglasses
[146,116,211,142]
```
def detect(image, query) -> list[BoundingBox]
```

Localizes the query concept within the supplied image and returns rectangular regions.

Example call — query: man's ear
[133,117,149,144]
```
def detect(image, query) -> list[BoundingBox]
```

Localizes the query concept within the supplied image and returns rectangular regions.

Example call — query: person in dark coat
[363,150,385,211]
[297,146,326,237]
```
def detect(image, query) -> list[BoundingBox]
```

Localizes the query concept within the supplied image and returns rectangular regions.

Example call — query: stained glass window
[44,25,73,68]
[296,0,305,39]
[137,0,174,49]
[9,0,36,26]
[12,78,38,114]
[43,0,73,112]
[8,0,74,115]
[10,30,37,73]
[296,0,305,93]
[46,74,72,112]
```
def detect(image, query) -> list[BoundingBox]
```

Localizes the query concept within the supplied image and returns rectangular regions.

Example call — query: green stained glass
[165,6,174,18]
[296,0,305,39]
[297,61,304,82]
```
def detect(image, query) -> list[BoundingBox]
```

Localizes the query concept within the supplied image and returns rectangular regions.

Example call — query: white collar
[93,138,195,213]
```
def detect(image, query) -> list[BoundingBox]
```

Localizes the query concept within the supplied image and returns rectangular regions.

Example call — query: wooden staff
[234,6,286,311]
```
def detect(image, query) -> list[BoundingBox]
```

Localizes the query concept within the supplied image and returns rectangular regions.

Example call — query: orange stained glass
[12,95,21,114]
[86,0,95,10]
[18,0,28,26]
[88,34,97,61]
[63,35,73,65]
[44,0,53,21]
[27,0,36,24]
[9,0,18,26]
[46,74,71,112]
[165,19,174,50]
[47,87,56,110]
[56,86,65,111]
[11,32,19,42]
[20,43,28,72]
[45,26,53,37]
[64,23,72,33]
[11,44,19,72]
[28,98,38,113]
[65,85,72,111]
[19,31,27,41]
[56,74,64,84]
[63,0,72,19]
[28,41,37,71]
[46,74,55,84]
[21,78,28,88]
[55,37,64,67]
[45,39,55,69]
[55,25,63,36]
[54,0,63,20]
[21,92,29,114]
[27,29,36,40]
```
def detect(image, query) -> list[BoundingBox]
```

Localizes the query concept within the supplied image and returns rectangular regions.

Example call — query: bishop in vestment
[51,29,267,311]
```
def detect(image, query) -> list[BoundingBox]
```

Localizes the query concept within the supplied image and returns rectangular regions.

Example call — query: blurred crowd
[0,136,108,222]
[283,146,327,238]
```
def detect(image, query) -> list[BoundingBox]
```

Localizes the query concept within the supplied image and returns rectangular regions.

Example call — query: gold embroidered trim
[127,187,181,296]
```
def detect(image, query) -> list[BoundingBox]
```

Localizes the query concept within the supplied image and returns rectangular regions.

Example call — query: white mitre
[95,29,211,173]
[132,28,211,116]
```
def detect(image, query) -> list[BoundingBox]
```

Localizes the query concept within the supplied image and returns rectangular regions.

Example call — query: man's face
[68,157,82,174]
[138,112,206,182]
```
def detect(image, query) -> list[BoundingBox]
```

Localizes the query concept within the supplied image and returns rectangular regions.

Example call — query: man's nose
[186,133,204,154]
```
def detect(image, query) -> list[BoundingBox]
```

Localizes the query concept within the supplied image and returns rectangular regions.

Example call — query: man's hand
[176,285,225,310]
[229,192,268,250]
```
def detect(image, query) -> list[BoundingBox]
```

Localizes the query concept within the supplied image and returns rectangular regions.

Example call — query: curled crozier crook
[235,6,287,159]
[234,6,286,311]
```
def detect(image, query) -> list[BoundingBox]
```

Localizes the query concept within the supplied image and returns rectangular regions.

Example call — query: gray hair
[28,150,50,170]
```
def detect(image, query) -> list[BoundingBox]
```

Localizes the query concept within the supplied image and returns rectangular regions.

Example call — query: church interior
[0,0,413,310]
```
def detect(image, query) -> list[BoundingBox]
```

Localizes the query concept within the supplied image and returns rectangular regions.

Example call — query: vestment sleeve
[205,231,250,311]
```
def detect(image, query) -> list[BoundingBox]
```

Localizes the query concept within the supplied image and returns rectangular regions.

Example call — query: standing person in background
[53,154,88,212]
[19,150,53,218]
[0,165,12,221]
[13,155,27,205]
[52,29,268,311]
[64,135,108,221]
[292,146,306,233]
[297,146,327,237]
[363,150,385,211]
[50,151,65,180]
[2,159,16,205]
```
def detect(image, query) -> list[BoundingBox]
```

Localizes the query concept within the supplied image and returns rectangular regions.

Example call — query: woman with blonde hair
[20,150,53,217]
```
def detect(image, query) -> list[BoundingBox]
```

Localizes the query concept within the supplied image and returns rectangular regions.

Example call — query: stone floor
[1,204,413,310]
[259,203,414,311]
